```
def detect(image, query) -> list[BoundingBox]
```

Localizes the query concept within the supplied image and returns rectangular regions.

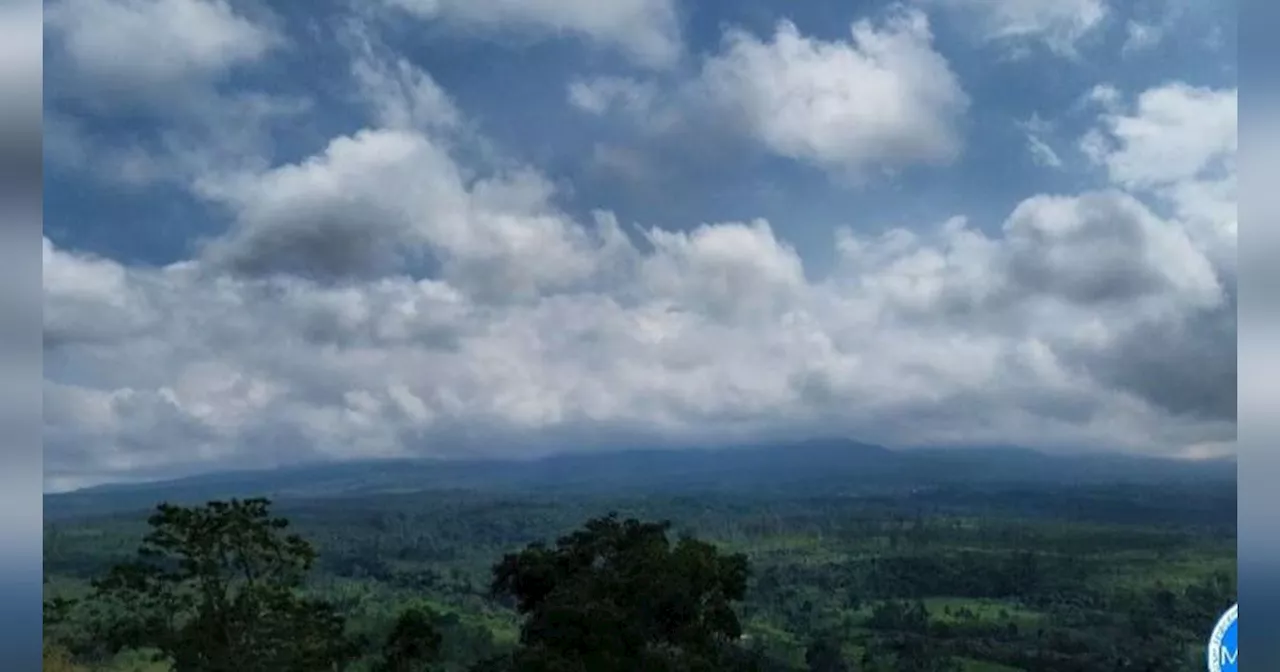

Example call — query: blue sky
[42,0,1237,491]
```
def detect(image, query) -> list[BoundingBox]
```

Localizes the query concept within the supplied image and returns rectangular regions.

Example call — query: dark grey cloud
[1068,296,1237,422]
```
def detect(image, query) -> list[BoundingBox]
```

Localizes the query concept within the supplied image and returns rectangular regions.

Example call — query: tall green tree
[489,513,753,672]
[375,607,443,672]
[805,636,850,672]
[88,498,359,672]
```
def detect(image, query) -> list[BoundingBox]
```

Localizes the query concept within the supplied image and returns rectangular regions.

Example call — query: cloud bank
[41,1,1236,491]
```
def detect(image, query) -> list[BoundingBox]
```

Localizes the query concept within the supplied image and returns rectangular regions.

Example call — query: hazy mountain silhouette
[44,439,1235,519]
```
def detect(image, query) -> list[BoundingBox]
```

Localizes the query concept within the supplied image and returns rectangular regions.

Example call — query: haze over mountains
[44,439,1236,519]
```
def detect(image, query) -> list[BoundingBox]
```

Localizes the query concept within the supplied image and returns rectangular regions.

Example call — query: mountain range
[44,440,1236,520]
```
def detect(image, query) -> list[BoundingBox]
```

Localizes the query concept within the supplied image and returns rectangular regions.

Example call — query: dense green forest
[44,481,1235,671]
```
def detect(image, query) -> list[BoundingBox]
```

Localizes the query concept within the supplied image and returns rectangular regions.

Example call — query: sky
[41,0,1237,492]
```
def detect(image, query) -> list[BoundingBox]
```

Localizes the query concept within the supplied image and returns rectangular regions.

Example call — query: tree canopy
[489,513,753,671]
[86,498,359,672]
[374,607,444,672]
[42,487,1235,672]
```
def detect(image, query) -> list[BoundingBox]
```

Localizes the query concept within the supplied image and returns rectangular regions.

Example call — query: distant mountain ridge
[44,439,1236,519]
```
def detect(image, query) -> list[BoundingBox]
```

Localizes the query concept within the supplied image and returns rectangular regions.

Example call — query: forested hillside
[45,480,1235,671]
[45,441,1236,519]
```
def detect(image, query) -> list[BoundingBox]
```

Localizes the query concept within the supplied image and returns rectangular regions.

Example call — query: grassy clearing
[956,657,1026,671]
[1097,553,1234,592]
[923,598,1043,625]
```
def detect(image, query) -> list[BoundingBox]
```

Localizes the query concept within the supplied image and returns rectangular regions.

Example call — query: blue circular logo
[1207,603,1237,672]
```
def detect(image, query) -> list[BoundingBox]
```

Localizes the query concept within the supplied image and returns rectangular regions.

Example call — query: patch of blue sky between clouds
[44,0,1234,267]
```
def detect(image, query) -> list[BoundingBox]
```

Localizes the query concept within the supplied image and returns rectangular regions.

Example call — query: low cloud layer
[41,2,1236,492]
[44,55,1236,490]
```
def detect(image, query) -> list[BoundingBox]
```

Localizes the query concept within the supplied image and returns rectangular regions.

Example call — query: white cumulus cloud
[45,0,279,99]
[1081,83,1237,272]
[698,9,968,175]
[44,75,1235,489]
[569,8,970,178]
